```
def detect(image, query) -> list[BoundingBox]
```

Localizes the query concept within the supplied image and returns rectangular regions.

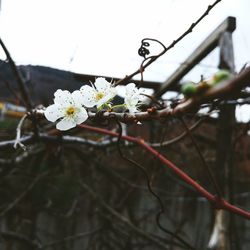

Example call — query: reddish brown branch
[77,123,250,220]
[174,66,250,114]
[85,66,250,123]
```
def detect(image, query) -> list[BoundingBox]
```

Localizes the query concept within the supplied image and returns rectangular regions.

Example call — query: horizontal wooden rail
[73,73,162,90]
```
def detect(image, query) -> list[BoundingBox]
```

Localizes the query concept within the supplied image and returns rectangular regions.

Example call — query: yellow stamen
[95,92,104,101]
[66,107,75,116]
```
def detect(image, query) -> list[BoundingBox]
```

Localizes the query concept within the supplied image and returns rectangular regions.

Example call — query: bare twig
[0,230,41,248]
[40,229,101,249]
[179,117,223,197]
[115,0,222,86]
[0,38,33,110]
[0,135,32,148]
[150,118,204,147]
[79,181,170,250]
[0,145,43,164]
[14,114,28,150]
[113,119,195,249]
[0,79,23,104]
[0,37,38,136]
[0,171,48,218]
[0,133,118,149]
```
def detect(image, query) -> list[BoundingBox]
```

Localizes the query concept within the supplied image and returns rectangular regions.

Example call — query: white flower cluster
[45,78,143,131]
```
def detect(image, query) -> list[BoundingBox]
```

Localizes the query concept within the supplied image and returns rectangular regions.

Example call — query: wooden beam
[214,29,236,249]
[73,73,162,90]
[154,16,236,98]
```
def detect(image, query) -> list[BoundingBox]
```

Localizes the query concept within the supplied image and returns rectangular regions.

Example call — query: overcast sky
[0,0,249,121]
[1,0,250,79]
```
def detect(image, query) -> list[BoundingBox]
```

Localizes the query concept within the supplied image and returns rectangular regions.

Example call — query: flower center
[66,106,75,116]
[95,92,104,101]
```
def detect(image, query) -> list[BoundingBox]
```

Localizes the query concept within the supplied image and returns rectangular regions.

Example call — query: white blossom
[44,89,88,131]
[80,77,117,108]
[124,83,142,113]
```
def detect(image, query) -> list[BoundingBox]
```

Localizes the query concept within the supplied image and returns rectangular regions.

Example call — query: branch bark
[77,123,250,220]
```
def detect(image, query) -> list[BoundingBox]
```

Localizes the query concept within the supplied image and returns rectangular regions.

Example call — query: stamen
[66,107,75,116]
[95,92,104,101]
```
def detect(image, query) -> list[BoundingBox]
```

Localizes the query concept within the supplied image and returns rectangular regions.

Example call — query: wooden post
[208,30,236,250]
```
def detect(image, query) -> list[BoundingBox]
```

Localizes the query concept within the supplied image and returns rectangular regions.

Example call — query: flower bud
[181,82,197,98]
[212,69,231,85]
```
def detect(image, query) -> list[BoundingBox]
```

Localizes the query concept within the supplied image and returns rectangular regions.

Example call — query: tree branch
[0,37,39,137]
[77,123,250,220]
[115,0,222,86]
[0,230,41,248]
[0,171,48,218]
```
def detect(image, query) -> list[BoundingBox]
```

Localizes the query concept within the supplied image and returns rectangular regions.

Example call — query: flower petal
[124,83,141,114]
[96,96,109,108]
[128,106,139,114]
[56,117,76,131]
[72,90,85,107]
[44,104,64,122]
[75,107,88,124]
[80,85,96,107]
[125,97,138,107]
[96,91,116,108]
[126,83,136,92]
[108,87,117,98]
[125,83,139,97]
[95,77,111,92]
[54,89,73,107]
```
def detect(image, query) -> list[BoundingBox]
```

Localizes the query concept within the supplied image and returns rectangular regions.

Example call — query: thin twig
[0,135,32,148]
[0,133,118,149]
[113,118,194,249]
[0,37,38,136]
[115,0,222,86]
[179,117,223,197]
[0,38,33,110]
[150,118,204,147]
[0,78,23,104]
[0,231,41,248]
[40,229,101,249]
[0,171,48,218]
[0,145,43,164]
[79,181,170,250]
[14,114,28,150]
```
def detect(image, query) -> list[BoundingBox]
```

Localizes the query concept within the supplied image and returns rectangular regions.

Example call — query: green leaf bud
[212,70,231,85]
[181,82,197,98]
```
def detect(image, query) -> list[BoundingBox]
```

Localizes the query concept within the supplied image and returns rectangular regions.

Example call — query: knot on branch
[212,196,226,210]
[147,107,157,114]
[91,110,109,126]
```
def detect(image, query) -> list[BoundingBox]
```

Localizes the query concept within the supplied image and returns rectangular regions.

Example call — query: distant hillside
[0,60,89,106]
